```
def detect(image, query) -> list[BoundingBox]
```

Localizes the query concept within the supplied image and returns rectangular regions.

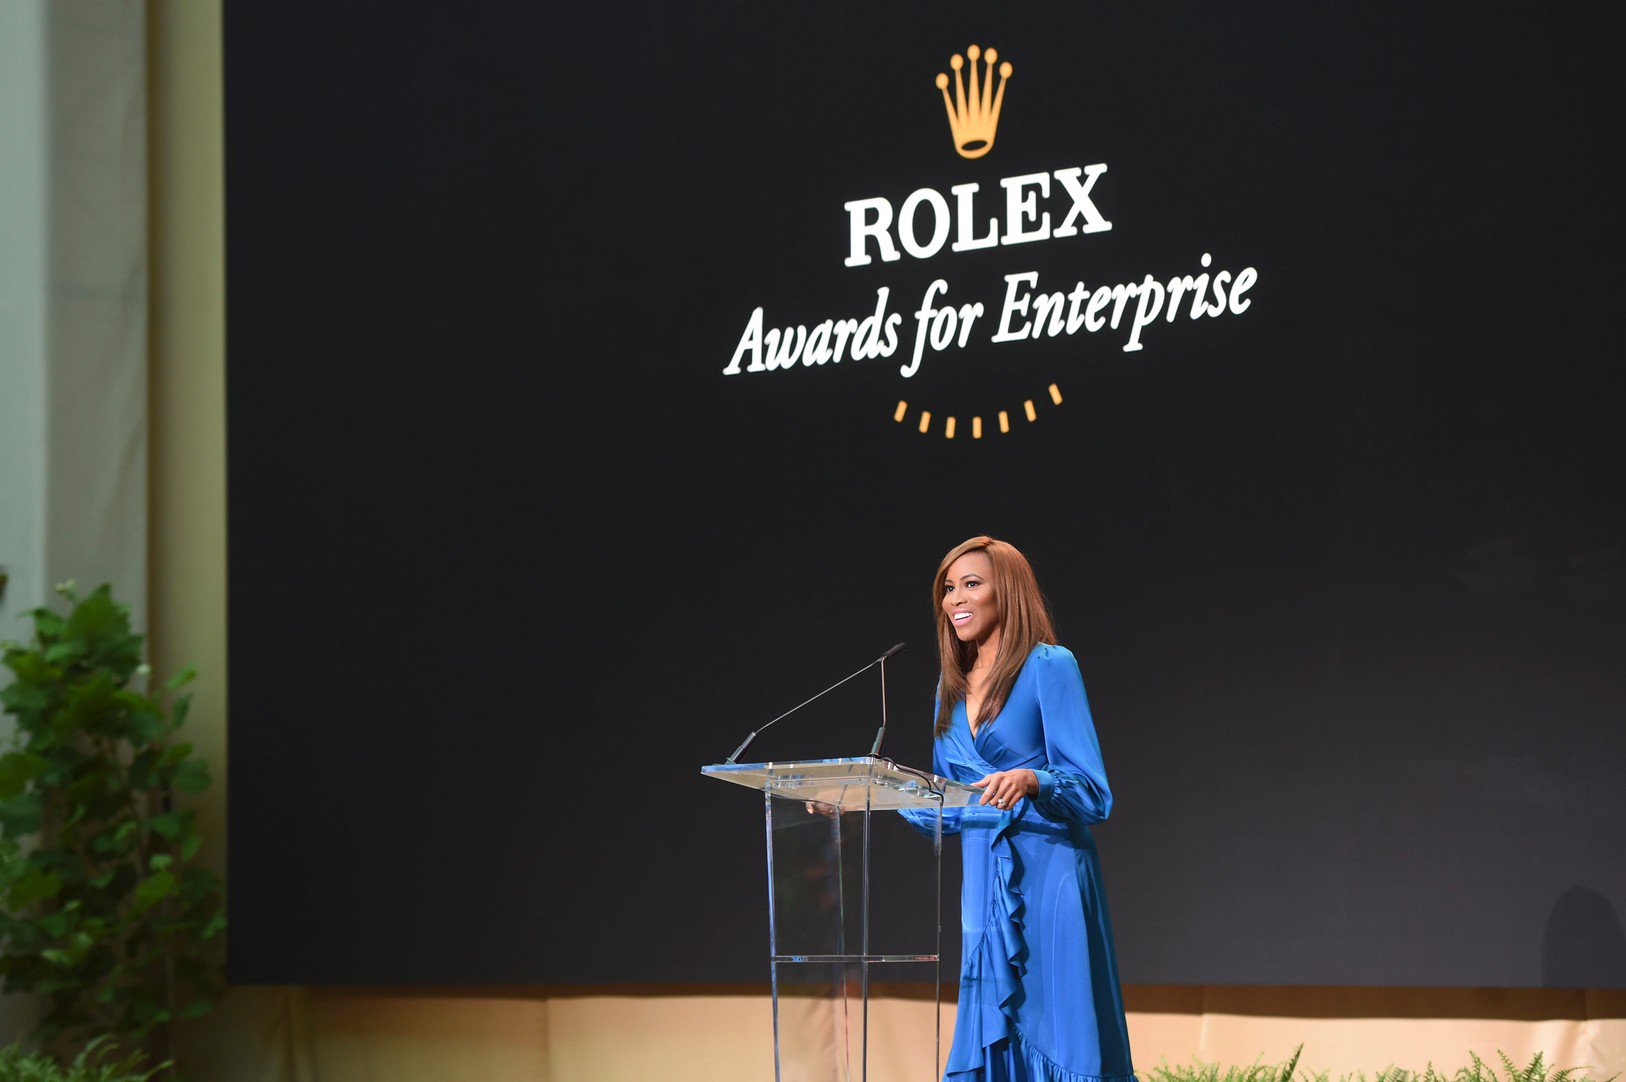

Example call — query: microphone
[724,643,907,764]
[867,643,905,757]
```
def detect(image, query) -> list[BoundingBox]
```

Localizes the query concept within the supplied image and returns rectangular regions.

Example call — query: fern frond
[1280,1044,1305,1082]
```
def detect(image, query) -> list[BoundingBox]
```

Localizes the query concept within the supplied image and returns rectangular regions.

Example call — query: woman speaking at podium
[928,536,1135,1082]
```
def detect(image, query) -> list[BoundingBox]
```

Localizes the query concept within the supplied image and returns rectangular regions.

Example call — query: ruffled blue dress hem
[946,1027,1139,1082]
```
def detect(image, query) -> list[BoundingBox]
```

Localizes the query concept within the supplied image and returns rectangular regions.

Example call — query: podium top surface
[701,755,981,809]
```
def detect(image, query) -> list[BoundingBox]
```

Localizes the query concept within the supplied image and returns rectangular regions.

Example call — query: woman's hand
[973,769,1038,810]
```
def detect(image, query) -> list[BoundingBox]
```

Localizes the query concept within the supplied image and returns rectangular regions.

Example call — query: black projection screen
[225,2,1626,987]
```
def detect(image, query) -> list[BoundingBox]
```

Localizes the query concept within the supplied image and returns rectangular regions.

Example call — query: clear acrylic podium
[703,756,981,1082]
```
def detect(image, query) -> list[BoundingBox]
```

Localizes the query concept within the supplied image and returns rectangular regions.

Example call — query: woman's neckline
[963,643,1051,737]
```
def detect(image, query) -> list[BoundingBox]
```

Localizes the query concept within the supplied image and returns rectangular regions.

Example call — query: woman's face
[942,551,1000,645]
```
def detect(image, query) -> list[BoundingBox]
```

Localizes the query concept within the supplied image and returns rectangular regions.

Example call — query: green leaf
[126,703,167,746]
[172,757,211,793]
[53,672,118,737]
[0,793,43,834]
[66,768,110,805]
[65,584,143,675]
[148,853,172,872]
[43,640,84,664]
[33,609,66,639]
[106,819,140,850]
[0,752,49,800]
[7,867,62,909]
[2,649,58,685]
[179,833,202,861]
[147,810,189,841]
[165,665,198,692]
[159,742,194,768]
[131,870,175,912]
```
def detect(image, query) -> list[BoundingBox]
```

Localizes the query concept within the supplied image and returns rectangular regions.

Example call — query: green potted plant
[0,583,224,1069]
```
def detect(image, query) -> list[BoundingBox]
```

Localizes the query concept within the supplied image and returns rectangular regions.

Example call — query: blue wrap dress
[929,643,1136,1082]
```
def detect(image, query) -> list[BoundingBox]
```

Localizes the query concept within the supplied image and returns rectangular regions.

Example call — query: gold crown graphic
[935,44,1012,159]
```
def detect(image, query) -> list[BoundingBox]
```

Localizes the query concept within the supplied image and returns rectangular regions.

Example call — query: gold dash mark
[1024,399,1037,422]
[945,416,957,439]
[894,401,909,422]
[1048,383,1062,405]
[919,410,931,434]
[998,411,1010,434]
[972,416,983,439]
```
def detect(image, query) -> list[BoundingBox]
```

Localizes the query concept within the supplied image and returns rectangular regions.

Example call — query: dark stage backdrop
[224,2,1626,987]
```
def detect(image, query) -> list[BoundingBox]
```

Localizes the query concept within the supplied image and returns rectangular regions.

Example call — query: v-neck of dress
[965,670,992,740]
[962,697,995,744]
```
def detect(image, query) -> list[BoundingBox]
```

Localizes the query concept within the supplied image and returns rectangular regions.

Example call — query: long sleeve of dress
[1029,645,1114,825]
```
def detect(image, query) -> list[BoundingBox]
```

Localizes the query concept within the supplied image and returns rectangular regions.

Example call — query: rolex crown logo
[935,44,1013,160]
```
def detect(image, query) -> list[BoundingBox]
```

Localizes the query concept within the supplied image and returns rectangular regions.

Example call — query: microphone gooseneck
[724,642,907,764]
[867,644,904,757]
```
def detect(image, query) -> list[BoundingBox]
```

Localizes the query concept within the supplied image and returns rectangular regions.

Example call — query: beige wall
[166,986,1626,1080]
[145,3,1625,1079]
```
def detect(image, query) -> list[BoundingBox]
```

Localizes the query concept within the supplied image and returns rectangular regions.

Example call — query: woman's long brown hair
[933,536,1057,737]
